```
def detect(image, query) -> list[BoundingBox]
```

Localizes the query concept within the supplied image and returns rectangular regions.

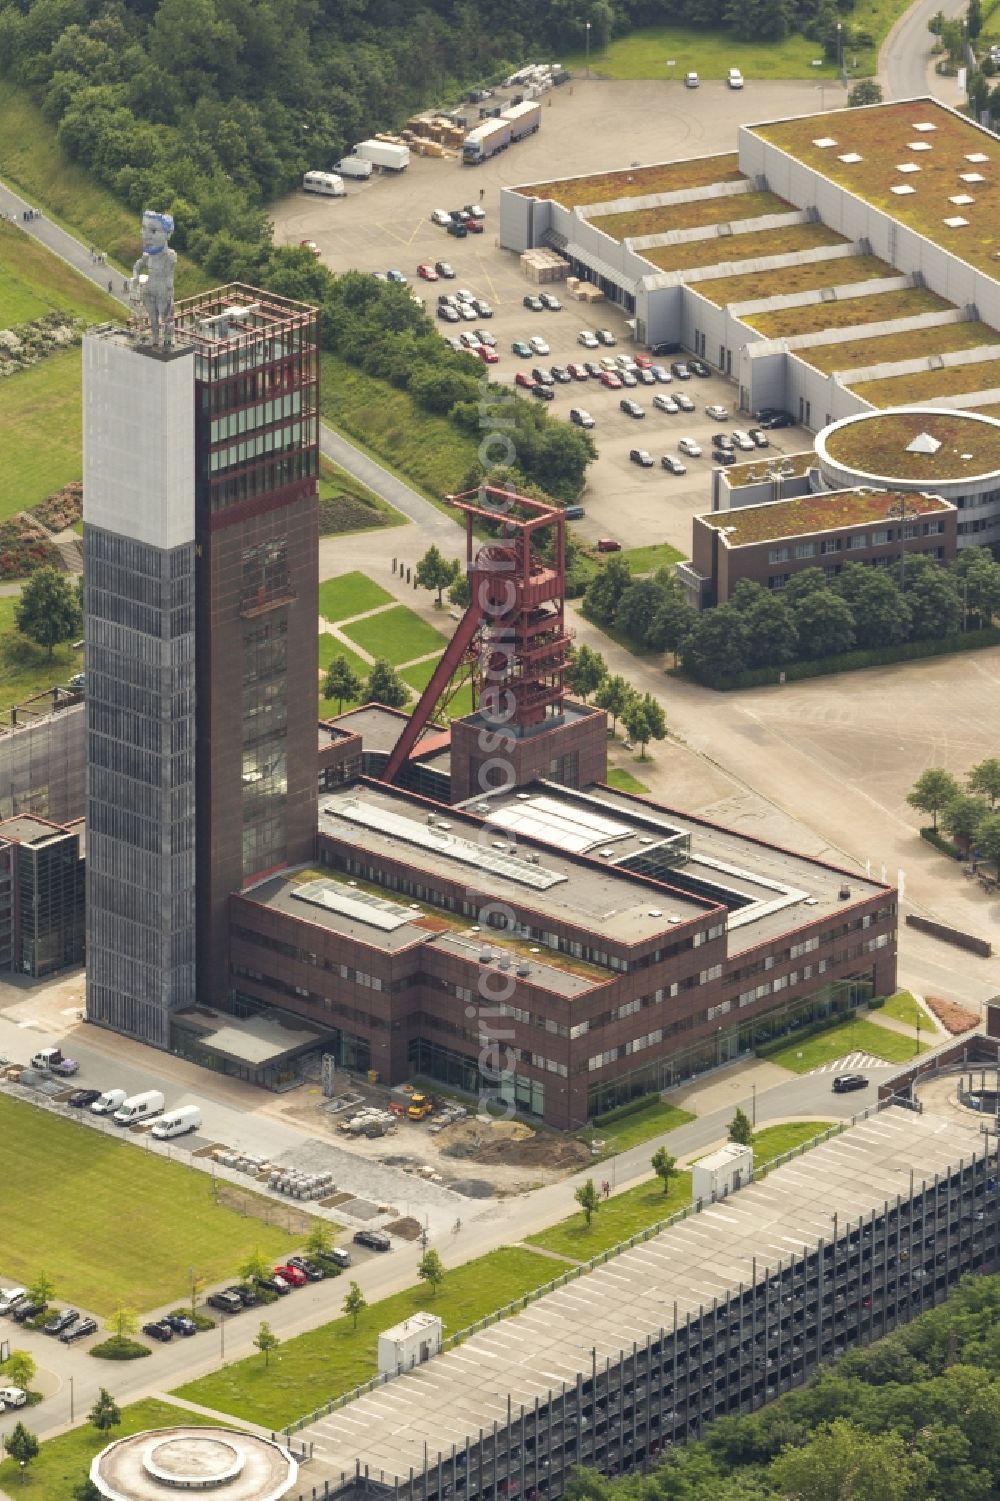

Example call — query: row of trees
[907,759,1000,865]
[566,642,668,758]
[323,654,410,713]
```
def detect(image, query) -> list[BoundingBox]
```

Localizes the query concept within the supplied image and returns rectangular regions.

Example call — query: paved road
[879,0,968,100]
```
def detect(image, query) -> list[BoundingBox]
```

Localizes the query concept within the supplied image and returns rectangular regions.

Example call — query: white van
[91,1088,127,1116]
[151,1105,202,1140]
[113,1089,165,1126]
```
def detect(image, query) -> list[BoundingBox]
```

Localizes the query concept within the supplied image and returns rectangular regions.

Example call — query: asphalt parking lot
[271,77,821,552]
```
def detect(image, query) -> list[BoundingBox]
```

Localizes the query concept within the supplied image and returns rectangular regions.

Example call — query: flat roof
[819,407,1000,482]
[750,99,1000,279]
[795,318,1000,377]
[306,1107,982,1481]
[694,253,893,308]
[170,1006,328,1064]
[513,154,742,208]
[326,705,435,756]
[0,815,70,846]
[745,286,953,339]
[700,488,952,546]
[478,783,890,955]
[589,189,790,243]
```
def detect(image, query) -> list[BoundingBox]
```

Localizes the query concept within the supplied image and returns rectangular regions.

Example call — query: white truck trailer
[354,140,410,172]
[462,118,511,165]
[500,100,542,141]
[337,156,373,180]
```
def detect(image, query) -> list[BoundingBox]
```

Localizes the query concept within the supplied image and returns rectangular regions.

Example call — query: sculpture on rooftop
[131,210,176,347]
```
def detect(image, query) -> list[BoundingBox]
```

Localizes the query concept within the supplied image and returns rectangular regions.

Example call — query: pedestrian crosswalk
[810,1052,887,1074]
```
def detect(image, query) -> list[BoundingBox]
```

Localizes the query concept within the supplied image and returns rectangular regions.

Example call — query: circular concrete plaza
[92,1427,297,1501]
[816,406,1000,499]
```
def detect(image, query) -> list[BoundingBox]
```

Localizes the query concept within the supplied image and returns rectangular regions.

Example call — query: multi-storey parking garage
[289,1106,998,1501]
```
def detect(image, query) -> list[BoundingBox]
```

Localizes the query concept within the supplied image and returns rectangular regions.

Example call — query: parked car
[620,399,644,418]
[143,1320,173,1342]
[629,448,654,467]
[459,331,480,349]
[0,1387,27,1409]
[164,1314,197,1335]
[661,455,687,475]
[636,369,656,386]
[705,404,729,422]
[651,365,672,383]
[464,203,487,220]
[474,328,497,347]
[457,302,477,320]
[477,345,498,364]
[539,292,562,311]
[12,1302,46,1324]
[286,1256,325,1282]
[619,370,638,388]
[583,360,602,376]
[462,217,484,233]
[577,331,600,348]
[713,447,737,465]
[434,261,456,278]
[684,71,699,87]
[670,361,692,380]
[567,363,589,380]
[748,427,770,448]
[531,384,555,400]
[570,408,595,428]
[523,294,544,312]
[653,394,679,414]
[689,358,711,377]
[274,1264,309,1288]
[321,1248,353,1271]
[514,370,536,388]
[678,437,702,457]
[599,370,622,388]
[299,239,320,257]
[528,336,550,355]
[68,1088,101,1108]
[531,367,554,385]
[732,430,756,451]
[550,365,572,383]
[675,392,695,412]
[651,340,682,356]
[596,329,616,346]
[596,538,621,552]
[564,505,586,519]
[44,1309,79,1336]
[727,67,744,89]
[417,263,439,280]
[207,1290,243,1314]
[229,1284,258,1307]
[711,433,735,450]
[437,304,460,322]
[832,1073,868,1093]
[755,407,794,429]
[386,269,407,284]
[634,354,653,370]
[353,1229,392,1252]
[511,340,532,358]
[471,298,493,317]
[443,335,463,352]
[615,354,637,371]
[257,1275,291,1296]
[61,1316,98,1343]
[447,220,467,238]
[431,209,452,227]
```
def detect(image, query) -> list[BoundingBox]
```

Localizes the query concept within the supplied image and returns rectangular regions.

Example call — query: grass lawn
[851,356,1000,406]
[618,542,684,574]
[605,767,650,794]
[527,1171,693,1259]
[699,254,892,308]
[0,80,211,297]
[0,349,83,518]
[751,1120,835,1164]
[0,595,83,719]
[173,1246,572,1428]
[563,26,839,79]
[877,989,930,1029]
[761,1015,928,1072]
[0,218,120,329]
[0,1398,218,1500]
[646,222,846,275]
[318,458,406,535]
[321,352,477,504]
[343,604,449,666]
[747,287,953,338]
[401,657,475,718]
[318,634,372,678]
[318,572,394,623]
[592,190,791,242]
[589,1099,696,1153]
[797,320,1000,375]
[0,1094,298,1315]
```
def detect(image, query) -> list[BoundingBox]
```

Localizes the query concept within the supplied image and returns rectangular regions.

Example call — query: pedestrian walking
[107,279,113,293]
[479,186,485,201]
[122,279,129,293]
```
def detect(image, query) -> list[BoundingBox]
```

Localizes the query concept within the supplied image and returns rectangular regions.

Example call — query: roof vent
[348,880,357,887]
[803,897,818,906]
[475,803,490,813]
[517,792,532,800]
[906,431,941,455]
[470,925,481,933]
[668,913,682,923]
[492,840,508,850]
[839,885,851,900]
[436,822,452,831]
[498,957,511,971]
[599,847,615,857]
[409,903,421,910]
[517,963,531,977]
[648,908,663,917]
[479,951,493,964]
[639,835,655,845]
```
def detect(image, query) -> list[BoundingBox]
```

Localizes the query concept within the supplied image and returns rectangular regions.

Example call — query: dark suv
[832,1073,867,1093]
[353,1229,392,1253]
[207,1290,243,1314]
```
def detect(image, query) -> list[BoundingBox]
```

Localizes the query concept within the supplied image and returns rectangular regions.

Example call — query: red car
[567,363,589,380]
[417,263,439,281]
[634,354,653,369]
[477,346,499,363]
[462,218,485,233]
[599,370,623,388]
[275,1264,308,1287]
[515,371,536,389]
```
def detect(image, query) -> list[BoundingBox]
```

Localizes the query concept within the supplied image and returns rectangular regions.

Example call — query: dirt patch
[439,1119,591,1172]
[384,1216,423,1240]
[214,1182,315,1234]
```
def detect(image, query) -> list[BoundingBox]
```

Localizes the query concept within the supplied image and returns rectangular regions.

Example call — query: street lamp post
[751,1083,757,1127]
[885,494,921,590]
[585,21,591,76]
[915,1016,922,1057]
[220,1312,226,1360]
[69,1374,74,1423]
[837,22,844,85]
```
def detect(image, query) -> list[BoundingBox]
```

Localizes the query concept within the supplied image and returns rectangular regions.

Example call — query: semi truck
[354,139,410,172]
[337,157,373,180]
[462,118,511,165]
[500,100,542,142]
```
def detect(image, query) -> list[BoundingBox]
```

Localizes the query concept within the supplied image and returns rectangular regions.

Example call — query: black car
[353,1229,392,1252]
[256,1276,291,1295]
[164,1313,197,1335]
[583,361,602,377]
[651,340,682,356]
[619,399,644,419]
[629,448,654,467]
[670,361,692,380]
[67,1088,101,1108]
[531,385,554,400]
[319,1247,352,1272]
[434,261,455,279]
[710,433,734,450]
[636,368,656,386]
[287,1256,325,1282]
[60,1316,98,1343]
[757,409,794,429]
[437,305,460,323]
[471,298,493,317]
[229,1283,257,1306]
[207,1290,243,1314]
[748,427,770,448]
[832,1073,868,1093]
[523,294,544,312]
[142,1320,173,1342]
[688,358,711,378]
[531,368,554,385]
[12,1301,45,1324]
[661,455,687,475]
[712,448,737,466]
[550,366,572,384]
[44,1308,78,1336]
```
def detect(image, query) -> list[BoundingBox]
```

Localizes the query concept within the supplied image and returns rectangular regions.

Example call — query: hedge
[672,624,1000,691]
[592,1096,660,1127]
[920,827,962,860]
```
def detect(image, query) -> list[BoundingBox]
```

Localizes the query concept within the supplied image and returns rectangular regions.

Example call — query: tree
[622,692,667,760]
[907,768,960,830]
[323,655,363,713]
[89,1388,121,1438]
[771,1418,921,1501]
[739,592,798,669]
[417,1248,445,1298]
[448,572,470,609]
[615,577,671,645]
[343,1280,367,1329]
[849,571,911,649]
[565,643,607,703]
[975,812,1000,869]
[781,567,828,605]
[238,1249,270,1287]
[4,1351,36,1394]
[14,566,83,657]
[793,589,855,659]
[575,1177,601,1227]
[849,78,884,105]
[305,1221,333,1259]
[968,0,983,37]
[365,659,409,709]
[594,674,632,734]
[969,757,1000,807]
[651,1146,678,1195]
[581,555,632,626]
[906,566,961,639]
[3,1422,39,1470]
[415,545,460,606]
[254,1321,280,1366]
[647,593,696,659]
[110,1304,138,1342]
[941,794,988,848]
[73,1481,103,1501]
[955,552,1000,627]
[728,1106,754,1146]
[27,1270,55,1308]
[681,605,748,682]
